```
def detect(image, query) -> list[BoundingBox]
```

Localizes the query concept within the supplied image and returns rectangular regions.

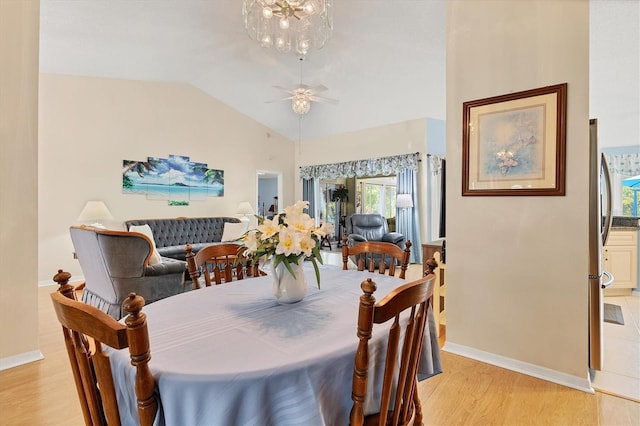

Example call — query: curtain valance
[299,153,419,180]
[608,153,640,176]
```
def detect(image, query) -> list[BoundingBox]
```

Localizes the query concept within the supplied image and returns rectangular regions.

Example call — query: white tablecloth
[111,264,442,426]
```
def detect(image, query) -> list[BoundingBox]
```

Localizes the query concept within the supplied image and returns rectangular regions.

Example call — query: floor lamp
[396,194,413,236]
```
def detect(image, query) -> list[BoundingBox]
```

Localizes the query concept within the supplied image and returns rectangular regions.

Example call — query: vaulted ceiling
[39,1,638,146]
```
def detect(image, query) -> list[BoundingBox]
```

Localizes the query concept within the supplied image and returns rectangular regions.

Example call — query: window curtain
[396,167,421,264]
[607,153,640,215]
[302,178,316,218]
[426,155,444,242]
[299,153,420,180]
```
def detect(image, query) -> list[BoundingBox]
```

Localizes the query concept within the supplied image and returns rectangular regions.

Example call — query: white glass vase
[271,257,307,304]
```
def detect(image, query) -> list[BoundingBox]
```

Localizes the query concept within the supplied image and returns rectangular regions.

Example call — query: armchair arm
[382,232,405,245]
[144,258,187,277]
[348,233,368,246]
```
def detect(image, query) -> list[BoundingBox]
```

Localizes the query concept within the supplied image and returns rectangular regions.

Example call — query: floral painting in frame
[462,83,567,196]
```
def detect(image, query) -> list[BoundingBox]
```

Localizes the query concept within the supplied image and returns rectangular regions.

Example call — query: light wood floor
[0,282,638,425]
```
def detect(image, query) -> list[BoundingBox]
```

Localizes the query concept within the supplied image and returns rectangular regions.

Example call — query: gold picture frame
[462,83,567,196]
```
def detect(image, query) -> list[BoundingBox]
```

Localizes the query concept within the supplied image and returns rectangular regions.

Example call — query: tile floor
[591,294,640,401]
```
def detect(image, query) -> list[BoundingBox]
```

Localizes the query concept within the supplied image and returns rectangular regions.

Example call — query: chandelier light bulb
[303,2,315,14]
[275,37,290,52]
[262,7,273,19]
[296,39,309,55]
[279,17,290,30]
[260,34,272,47]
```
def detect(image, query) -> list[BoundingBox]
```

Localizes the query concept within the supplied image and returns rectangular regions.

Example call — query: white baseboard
[443,342,594,394]
[0,350,44,371]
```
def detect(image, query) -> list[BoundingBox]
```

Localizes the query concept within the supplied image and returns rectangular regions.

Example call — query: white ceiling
[39,1,638,146]
[39,0,446,142]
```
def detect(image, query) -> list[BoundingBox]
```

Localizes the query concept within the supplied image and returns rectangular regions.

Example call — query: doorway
[256,170,283,218]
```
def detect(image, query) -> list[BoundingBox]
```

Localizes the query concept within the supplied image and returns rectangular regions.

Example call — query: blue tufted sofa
[124,217,242,261]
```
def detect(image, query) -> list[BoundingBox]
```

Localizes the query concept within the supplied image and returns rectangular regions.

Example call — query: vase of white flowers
[242,200,333,303]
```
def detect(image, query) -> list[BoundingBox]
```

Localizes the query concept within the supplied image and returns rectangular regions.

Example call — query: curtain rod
[299,152,421,168]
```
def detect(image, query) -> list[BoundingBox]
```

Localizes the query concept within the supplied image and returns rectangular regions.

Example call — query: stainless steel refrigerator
[588,118,614,371]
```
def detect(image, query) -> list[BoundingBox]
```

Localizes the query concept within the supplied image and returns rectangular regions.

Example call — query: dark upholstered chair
[70,225,190,319]
[345,214,405,249]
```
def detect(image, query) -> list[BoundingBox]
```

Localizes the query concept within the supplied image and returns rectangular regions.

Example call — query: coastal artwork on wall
[122,154,224,206]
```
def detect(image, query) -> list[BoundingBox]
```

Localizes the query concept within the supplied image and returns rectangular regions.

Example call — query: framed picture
[462,83,567,196]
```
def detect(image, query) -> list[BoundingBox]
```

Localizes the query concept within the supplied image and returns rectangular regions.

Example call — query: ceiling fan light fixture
[243,0,333,57]
[292,94,311,114]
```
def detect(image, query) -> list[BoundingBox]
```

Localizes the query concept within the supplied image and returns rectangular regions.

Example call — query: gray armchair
[345,214,406,268]
[345,213,405,249]
[70,225,190,319]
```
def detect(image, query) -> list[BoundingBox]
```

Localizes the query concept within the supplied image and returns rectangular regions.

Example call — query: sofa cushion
[221,221,248,242]
[128,224,162,264]
[158,243,213,261]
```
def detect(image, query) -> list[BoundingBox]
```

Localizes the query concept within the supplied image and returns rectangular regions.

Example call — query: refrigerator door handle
[601,153,613,246]
[601,270,614,289]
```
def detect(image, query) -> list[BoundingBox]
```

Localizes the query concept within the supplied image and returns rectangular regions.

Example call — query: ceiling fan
[267,84,338,115]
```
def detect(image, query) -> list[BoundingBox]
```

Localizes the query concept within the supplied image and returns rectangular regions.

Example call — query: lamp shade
[236,202,255,216]
[396,194,414,209]
[77,201,113,227]
[237,202,254,223]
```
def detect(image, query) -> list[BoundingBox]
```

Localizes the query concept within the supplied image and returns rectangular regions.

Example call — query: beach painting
[122,154,224,205]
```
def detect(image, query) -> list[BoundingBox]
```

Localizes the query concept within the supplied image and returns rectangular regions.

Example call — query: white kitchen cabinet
[603,229,638,296]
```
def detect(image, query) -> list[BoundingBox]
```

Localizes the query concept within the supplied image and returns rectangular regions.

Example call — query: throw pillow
[129,224,163,265]
[221,222,248,242]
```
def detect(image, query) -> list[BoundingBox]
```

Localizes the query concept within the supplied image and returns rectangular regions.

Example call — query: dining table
[110,263,442,426]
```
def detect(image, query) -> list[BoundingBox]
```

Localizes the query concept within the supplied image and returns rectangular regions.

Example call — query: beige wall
[295,118,428,168]
[38,74,296,282]
[0,0,40,365]
[446,0,590,386]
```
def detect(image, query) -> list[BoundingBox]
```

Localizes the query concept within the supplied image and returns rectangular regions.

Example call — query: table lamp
[236,201,255,223]
[77,200,114,228]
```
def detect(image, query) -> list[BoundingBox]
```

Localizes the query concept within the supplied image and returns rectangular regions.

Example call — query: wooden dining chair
[185,243,260,289]
[51,282,157,426]
[350,273,436,426]
[342,239,412,279]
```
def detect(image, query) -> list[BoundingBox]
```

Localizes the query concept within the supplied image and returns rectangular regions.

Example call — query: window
[358,177,396,218]
[622,185,639,216]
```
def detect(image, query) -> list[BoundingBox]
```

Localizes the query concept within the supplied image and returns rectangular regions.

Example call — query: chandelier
[242,0,333,56]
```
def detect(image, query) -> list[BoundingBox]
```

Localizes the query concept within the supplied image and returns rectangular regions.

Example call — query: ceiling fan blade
[272,85,295,94]
[308,95,339,104]
[265,96,294,103]
[305,85,328,94]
